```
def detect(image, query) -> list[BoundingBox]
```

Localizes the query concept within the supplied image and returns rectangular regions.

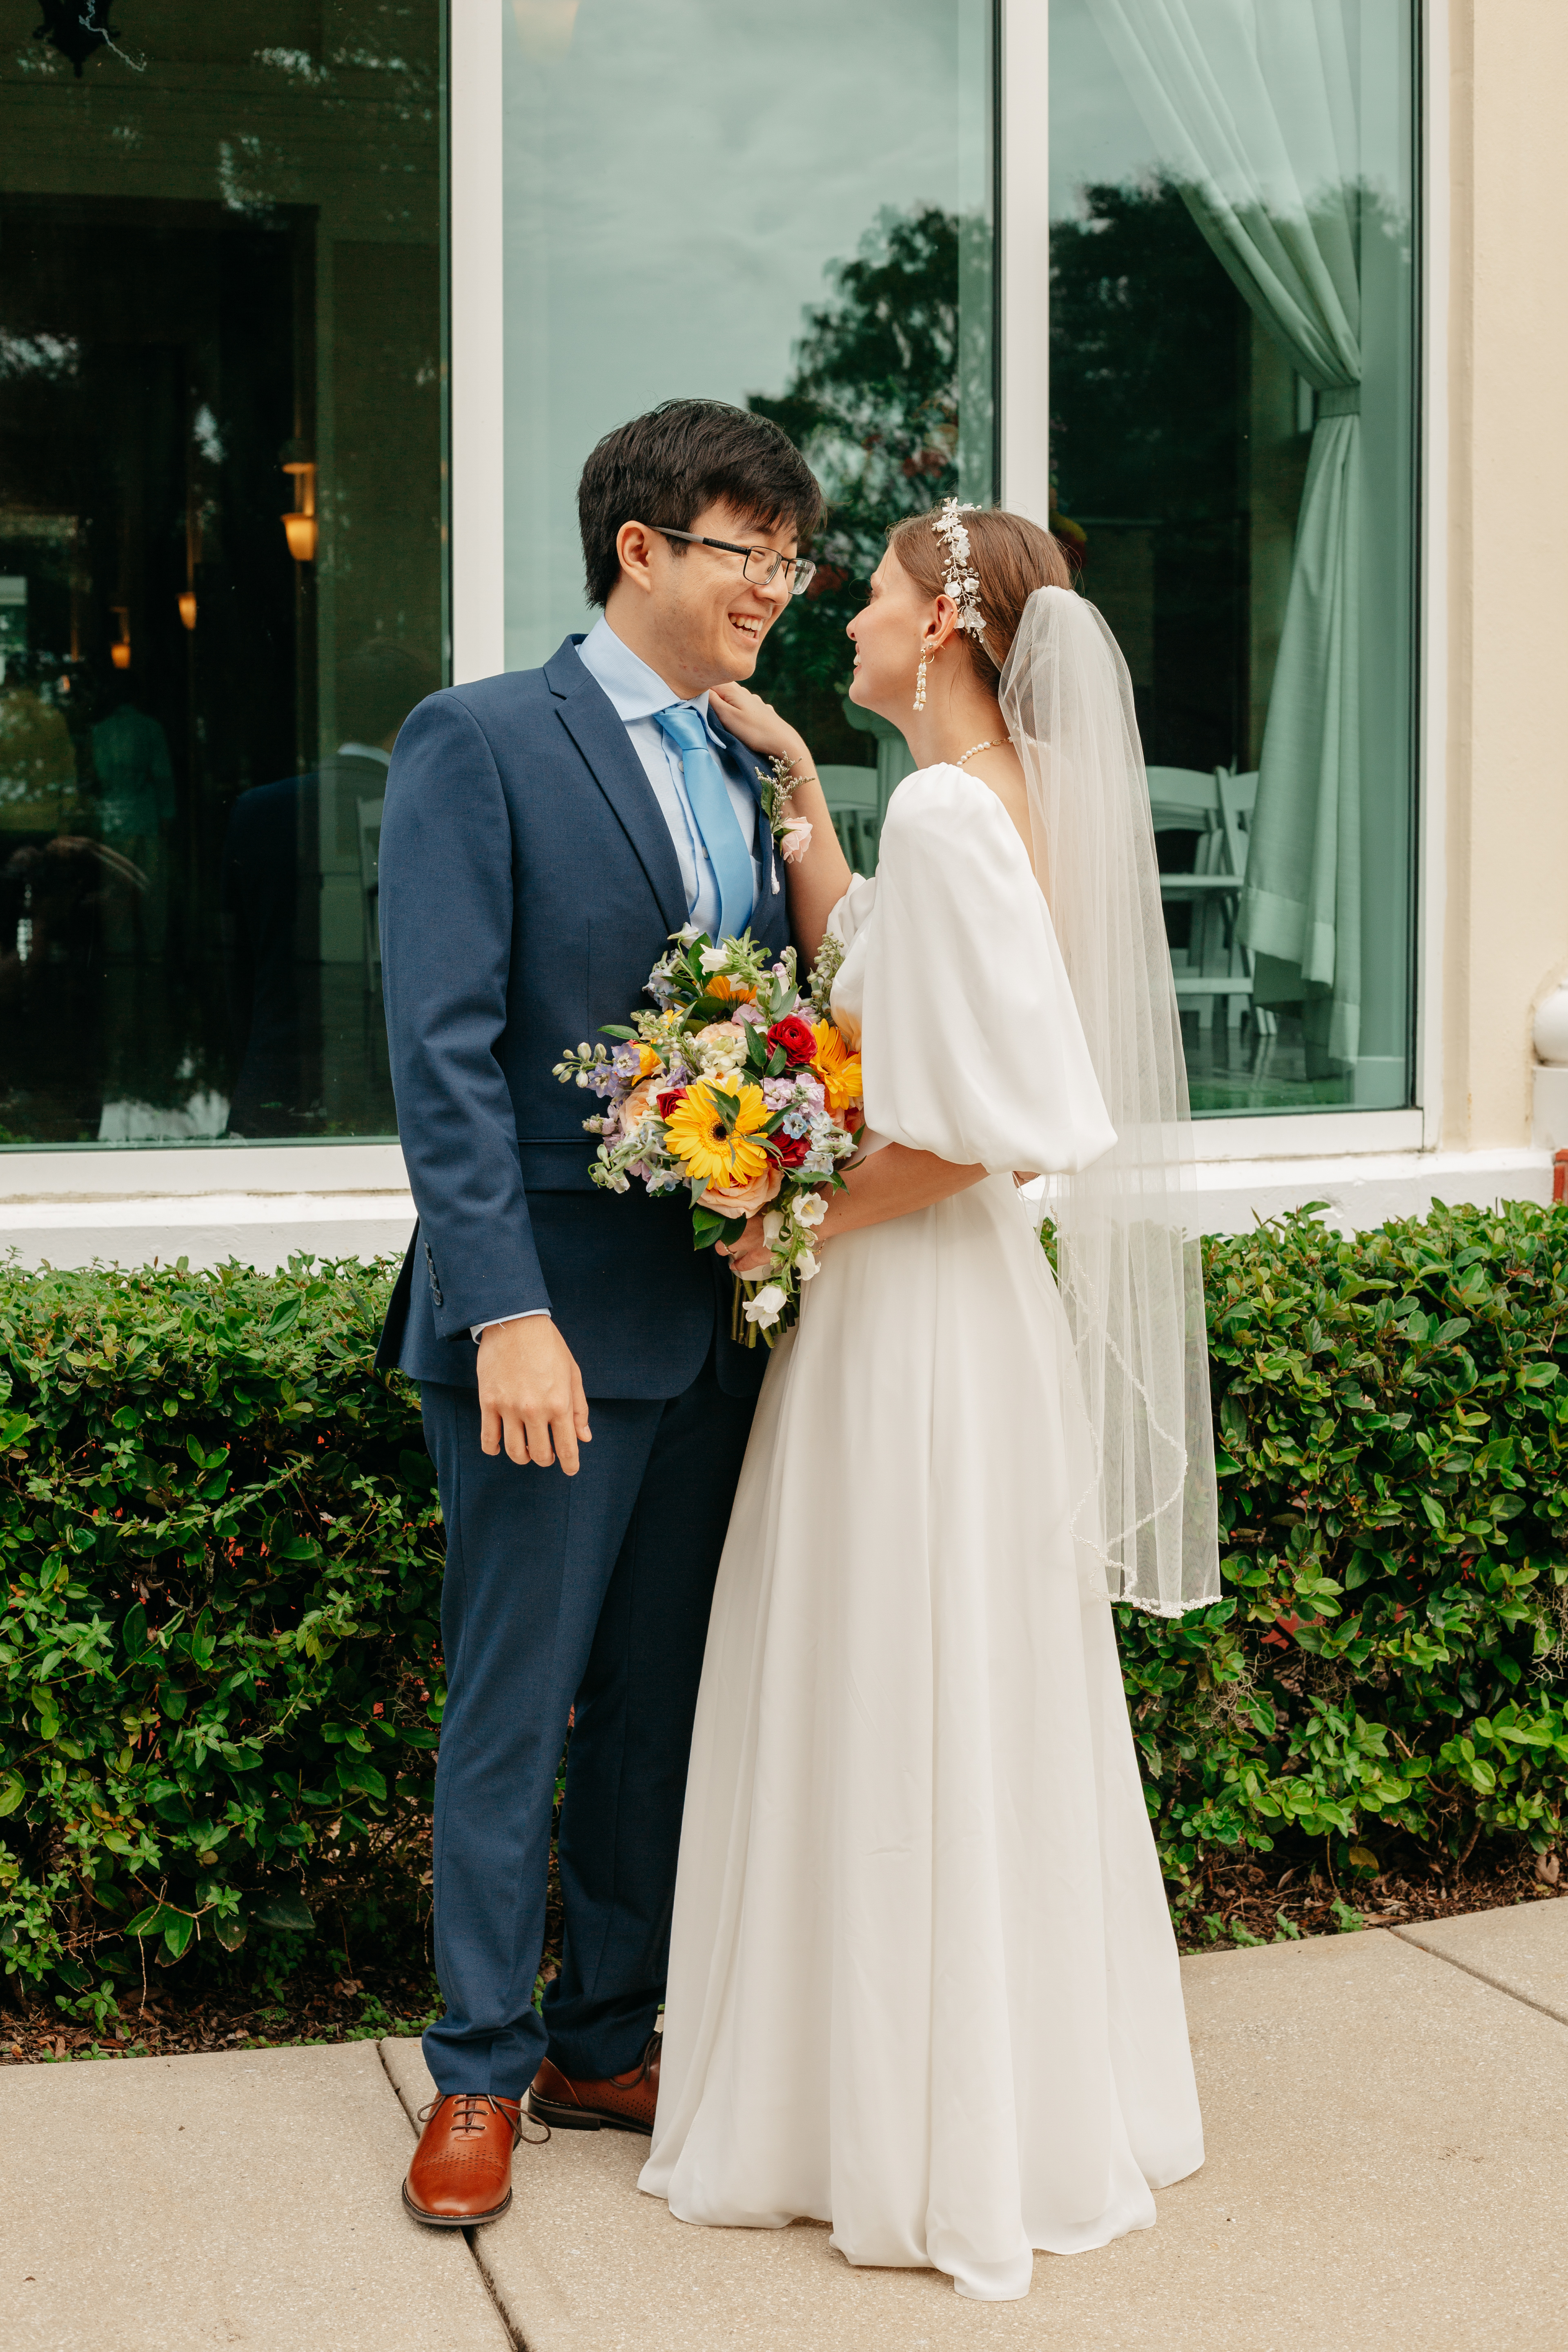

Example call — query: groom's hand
[477,1316,592,1474]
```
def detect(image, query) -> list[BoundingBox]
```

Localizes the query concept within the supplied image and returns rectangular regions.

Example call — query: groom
[376,399,821,2227]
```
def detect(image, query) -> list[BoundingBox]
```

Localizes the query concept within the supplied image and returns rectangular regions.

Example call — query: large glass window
[504,0,996,829]
[1049,0,1417,1115]
[0,4,444,1147]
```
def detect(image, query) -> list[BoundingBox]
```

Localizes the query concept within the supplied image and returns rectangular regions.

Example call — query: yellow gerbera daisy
[663,1074,770,1189]
[706,973,757,1005]
[811,1021,864,1113]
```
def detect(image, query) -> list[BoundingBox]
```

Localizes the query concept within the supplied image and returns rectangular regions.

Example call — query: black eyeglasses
[653,527,817,599]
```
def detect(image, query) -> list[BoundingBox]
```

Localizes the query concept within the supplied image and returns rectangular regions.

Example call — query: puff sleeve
[856,766,1116,1176]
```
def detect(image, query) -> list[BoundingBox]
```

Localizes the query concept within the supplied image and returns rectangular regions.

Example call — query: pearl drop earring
[913,644,928,713]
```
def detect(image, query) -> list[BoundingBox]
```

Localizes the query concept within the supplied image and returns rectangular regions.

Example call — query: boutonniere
[755,753,814,866]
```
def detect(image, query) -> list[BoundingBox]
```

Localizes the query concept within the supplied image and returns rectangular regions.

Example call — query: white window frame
[1000,0,1443,1163]
[1,1,1465,1235]
[450,0,507,686]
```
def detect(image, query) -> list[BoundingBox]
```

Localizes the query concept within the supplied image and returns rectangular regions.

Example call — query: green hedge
[2,1198,1566,2020]
[0,1257,443,2024]
[1121,1198,1568,1892]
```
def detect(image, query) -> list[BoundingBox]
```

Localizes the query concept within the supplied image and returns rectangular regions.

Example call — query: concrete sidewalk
[2,1903,1564,2352]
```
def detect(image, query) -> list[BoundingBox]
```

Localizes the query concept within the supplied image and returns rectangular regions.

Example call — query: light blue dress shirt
[576,615,761,940]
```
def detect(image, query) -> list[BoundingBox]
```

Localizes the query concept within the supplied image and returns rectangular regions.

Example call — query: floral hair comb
[932,498,986,637]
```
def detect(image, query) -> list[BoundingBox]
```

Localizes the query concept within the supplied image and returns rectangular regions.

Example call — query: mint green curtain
[1084,0,1364,1065]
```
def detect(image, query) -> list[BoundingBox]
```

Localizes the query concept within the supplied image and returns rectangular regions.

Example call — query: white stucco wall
[1445,0,1568,1152]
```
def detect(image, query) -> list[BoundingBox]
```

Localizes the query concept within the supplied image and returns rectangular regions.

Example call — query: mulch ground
[0,1958,441,2067]
[4,1850,1561,2064]
[1176,1841,1566,1951]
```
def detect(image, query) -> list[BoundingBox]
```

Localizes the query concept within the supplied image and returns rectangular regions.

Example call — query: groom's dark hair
[579,399,822,608]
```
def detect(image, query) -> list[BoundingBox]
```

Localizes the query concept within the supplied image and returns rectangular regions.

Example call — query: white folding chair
[1149,766,1275,1045]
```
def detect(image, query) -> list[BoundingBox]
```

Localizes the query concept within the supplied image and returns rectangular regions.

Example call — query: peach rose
[612,1076,658,1136]
[698,1161,783,1218]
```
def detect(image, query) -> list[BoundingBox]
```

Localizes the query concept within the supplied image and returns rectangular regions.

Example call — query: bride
[635,502,1219,2301]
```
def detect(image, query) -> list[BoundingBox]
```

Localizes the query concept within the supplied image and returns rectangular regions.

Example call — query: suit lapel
[545,638,688,935]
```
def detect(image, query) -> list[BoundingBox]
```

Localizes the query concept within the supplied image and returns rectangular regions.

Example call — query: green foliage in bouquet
[2,1196,1566,2012]
[0,1257,441,2023]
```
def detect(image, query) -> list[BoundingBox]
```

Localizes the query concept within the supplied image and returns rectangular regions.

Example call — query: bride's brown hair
[885,506,1074,689]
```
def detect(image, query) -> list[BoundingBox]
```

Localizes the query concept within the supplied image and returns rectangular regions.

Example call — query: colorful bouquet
[553,926,862,1340]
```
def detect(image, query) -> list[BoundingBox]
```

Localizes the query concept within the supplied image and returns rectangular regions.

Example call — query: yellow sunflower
[662,1073,770,1189]
[811,1021,864,1114]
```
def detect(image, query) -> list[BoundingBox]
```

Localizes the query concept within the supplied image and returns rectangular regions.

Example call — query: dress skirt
[639,1173,1203,2300]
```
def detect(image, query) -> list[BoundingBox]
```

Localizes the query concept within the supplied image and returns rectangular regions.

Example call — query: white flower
[762,1210,786,1247]
[796,1249,820,1281]
[692,1020,747,1072]
[678,923,701,945]
[699,945,728,973]
[792,1192,829,1229]
[742,1282,788,1328]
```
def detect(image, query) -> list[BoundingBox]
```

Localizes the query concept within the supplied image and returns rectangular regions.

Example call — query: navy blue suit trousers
[420,1354,755,2095]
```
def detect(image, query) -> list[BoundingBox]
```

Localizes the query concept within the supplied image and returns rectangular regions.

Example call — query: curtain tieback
[1317,385,1361,418]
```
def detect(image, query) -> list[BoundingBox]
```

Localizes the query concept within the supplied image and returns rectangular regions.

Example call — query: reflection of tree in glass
[747,205,962,755]
[1050,176,1249,774]
[1049,178,1241,535]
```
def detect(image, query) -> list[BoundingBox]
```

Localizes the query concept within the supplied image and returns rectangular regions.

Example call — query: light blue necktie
[654,702,755,943]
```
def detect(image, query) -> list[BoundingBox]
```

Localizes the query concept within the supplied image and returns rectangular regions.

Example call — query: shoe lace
[416,2091,549,2147]
[627,2034,659,2086]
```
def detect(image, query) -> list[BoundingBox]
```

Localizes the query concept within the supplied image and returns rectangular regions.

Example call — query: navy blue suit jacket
[374,637,791,1400]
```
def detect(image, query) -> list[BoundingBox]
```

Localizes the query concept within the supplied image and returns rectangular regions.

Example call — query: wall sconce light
[110,604,131,670]
[282,461,318,561]
[178,591,198,630]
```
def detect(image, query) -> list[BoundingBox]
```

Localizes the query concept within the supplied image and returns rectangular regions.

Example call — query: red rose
[768,1127,811,1170]
[655,1086,688,1118]
[766,1016,817,1068]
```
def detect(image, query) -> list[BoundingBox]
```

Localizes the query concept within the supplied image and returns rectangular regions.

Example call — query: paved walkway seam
[1389,1922,1568,2028]
[375,2034,530,2351]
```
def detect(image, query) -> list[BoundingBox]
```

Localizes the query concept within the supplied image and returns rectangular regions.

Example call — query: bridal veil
[1000,586,1220,1615]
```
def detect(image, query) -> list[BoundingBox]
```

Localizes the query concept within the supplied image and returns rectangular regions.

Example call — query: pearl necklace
[953,739,998,769]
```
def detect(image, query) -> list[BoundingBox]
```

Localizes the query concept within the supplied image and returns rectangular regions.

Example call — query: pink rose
[698,1162,783,1218]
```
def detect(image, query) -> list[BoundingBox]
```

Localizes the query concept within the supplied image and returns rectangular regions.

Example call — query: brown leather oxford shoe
[403,2092,523,2227]
[528,2032,660,2135]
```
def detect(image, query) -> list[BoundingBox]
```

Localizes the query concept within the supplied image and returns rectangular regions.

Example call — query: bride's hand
[716,1213,773,1279]
[708,679,811,771]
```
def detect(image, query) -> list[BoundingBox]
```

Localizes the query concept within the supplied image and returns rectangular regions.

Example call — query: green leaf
[161,1914,194,1959]
[0,1773,26,1819]
[264,1294,303,1338]
[251,1891,315,1934]
[125,1903,182,1939]
[120,1604,149,1661]
[690,1207,746,1251]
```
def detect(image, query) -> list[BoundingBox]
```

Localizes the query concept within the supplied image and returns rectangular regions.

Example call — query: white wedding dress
[638,764,1204,2301]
